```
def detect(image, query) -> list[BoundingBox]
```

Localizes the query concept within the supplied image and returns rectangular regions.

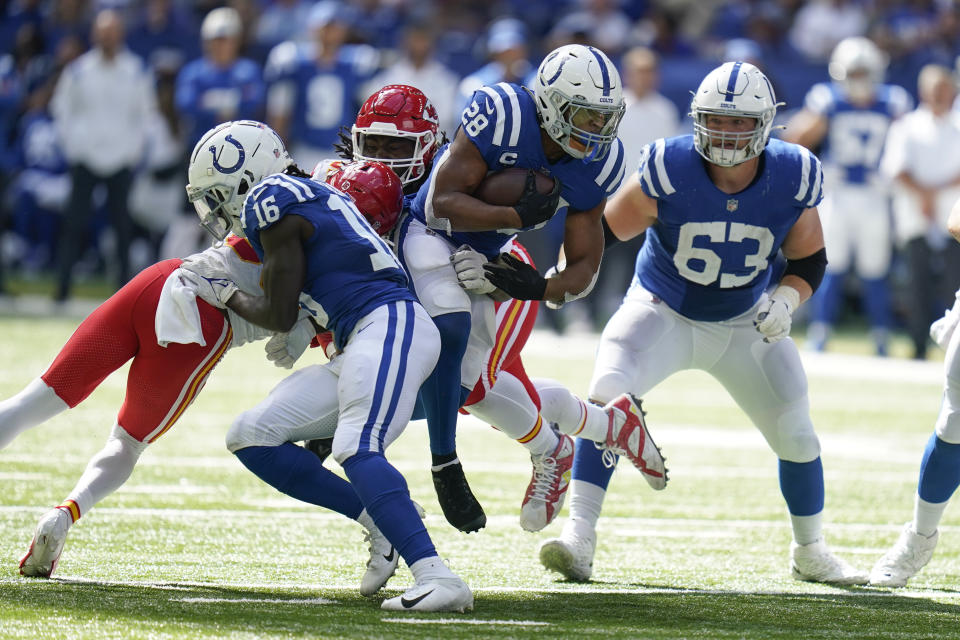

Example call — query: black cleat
[303,437,333,464]
[432,462,486,533]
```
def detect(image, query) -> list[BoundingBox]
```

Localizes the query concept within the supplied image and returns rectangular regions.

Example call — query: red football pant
[41,259,233,442]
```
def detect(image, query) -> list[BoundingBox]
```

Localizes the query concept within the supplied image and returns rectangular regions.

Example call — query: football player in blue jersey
[263,1,379,174]
[397,44,648,533]
[869,198,960,587]
[785,37,912,356]
[184,120,472,612]
[175,7,265,148]
[538,61,869,585]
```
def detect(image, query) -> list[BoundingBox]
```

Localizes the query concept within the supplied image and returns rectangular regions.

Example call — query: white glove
[178,268,239,309]
[264,316,317,369]
[449,245,496,294]
[753,285,800,343]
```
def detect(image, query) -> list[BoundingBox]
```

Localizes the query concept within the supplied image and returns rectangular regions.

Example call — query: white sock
[566,479,607,530]
[914,494,948,537]
[356,509,375,531]
[790,511,823,546]
[0,378,69,449]
[534,378,609,443]
[468,372,558,456]
[409,555,456,582]
[65,424,148,517]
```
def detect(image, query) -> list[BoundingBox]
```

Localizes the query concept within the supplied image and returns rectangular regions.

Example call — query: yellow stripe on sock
[58,499,80,523]
[517,415,543,444]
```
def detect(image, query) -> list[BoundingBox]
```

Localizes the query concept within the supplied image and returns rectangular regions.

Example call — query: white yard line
[0,505,950,535]
[6,576,960,604]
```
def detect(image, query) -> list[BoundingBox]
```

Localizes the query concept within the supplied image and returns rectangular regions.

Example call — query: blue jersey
[635,136,823,321]
[175,57,265,147]
[803,81,911,185]
[240,173,414,350]
[265,42,379,150]
[408,82,626,258]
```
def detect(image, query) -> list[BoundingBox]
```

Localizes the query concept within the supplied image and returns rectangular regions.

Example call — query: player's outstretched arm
[604,176,658,241]
[428,130,526,232]
[781,109,828,150]
[227,215,310,332]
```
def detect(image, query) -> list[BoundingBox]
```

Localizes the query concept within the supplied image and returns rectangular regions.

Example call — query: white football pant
[590,283,821,463]
[227,301,439,461]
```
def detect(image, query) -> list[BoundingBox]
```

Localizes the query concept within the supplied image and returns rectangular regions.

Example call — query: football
[473,167,556,207]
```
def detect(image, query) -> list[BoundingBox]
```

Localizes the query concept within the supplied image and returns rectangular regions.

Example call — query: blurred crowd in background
[2,0,960,356]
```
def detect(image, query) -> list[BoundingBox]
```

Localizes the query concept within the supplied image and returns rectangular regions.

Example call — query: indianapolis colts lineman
[182,120,472,612]
[539,61,869,585]
[398,44,638,533]
[869,197,960,587]
[785,37,912,356]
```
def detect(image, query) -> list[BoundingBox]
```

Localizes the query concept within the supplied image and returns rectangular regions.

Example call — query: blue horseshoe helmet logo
[209,134,245,174]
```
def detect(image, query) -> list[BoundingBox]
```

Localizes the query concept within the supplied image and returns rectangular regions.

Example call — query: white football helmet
[828,37,886,102]
[533,44,625,162]
[186,120,292,240]
[690,61,780,167]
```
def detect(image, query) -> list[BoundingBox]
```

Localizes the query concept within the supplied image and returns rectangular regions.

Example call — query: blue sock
[862,277,892,329]
[571,437,616,490]
[918,433,960,503]
[234,444,363,519]
[810,272,844,324]
[341,451,436,565]
[779,457,824,516]
[421,311,471,456]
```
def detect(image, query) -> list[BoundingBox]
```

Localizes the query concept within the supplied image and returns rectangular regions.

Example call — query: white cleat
[19,508,72,578]
[381,576,474,612]
[869,523,938,587]
[360,524,399,597]
[602,394,667,490]
[520,432,574,532]
[539,520,596,582]
[790,538,868,585]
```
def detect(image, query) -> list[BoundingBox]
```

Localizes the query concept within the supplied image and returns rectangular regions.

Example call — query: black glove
[484,253,547,300]
[514,170,561,230]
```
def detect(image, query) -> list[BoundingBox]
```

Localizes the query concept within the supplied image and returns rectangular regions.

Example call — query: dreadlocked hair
[334,126,354,160]
[283,164,312,179]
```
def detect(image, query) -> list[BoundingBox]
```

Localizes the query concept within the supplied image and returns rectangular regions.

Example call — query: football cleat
[790,538,869,585]
[869,523,939,587]
[602,394,667,490]
[19,508,72,578]
[520,431,574,532]
[432,461,486,533]
[381,576,474,613]
[360,523,399,597]
[539,519,596,582]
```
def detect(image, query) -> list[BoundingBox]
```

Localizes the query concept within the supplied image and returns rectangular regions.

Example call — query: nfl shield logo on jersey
[726,198,739,212]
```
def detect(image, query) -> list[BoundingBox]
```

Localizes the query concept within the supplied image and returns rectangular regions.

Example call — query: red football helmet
[326,161,404,235]
[351,84,440,186]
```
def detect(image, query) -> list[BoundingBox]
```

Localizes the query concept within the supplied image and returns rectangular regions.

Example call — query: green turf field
[0,316,957,639]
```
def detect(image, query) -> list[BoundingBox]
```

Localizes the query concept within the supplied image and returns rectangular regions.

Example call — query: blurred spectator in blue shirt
[551,0,633,60]
[127,0,199,72]
[456,18,532,115]
[264,0,378,171]
[252,0,312,62]
[10,77,69,275]
[175,6,265,149]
